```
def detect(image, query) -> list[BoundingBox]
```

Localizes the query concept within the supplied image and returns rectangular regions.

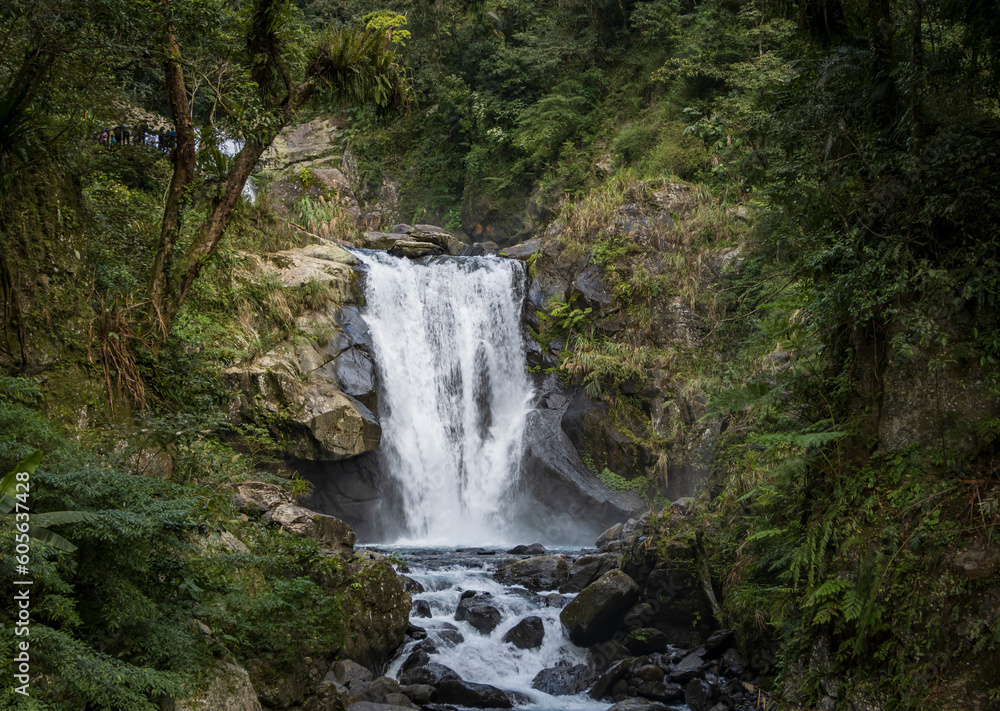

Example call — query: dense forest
[2,0,999,709]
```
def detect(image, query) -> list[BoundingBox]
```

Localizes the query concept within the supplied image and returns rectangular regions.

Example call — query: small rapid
[386,548,611,711]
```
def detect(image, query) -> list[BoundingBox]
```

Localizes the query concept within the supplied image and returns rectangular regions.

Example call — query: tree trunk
[154,139,268,333]
[147,17,197,339]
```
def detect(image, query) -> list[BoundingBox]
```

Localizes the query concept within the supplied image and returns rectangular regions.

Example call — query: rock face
[260,118,344,171]
[560,569,641,646]
[234,364,380,461]
[333,556,411,668]
[227,243,385,464]
[494,555,570,591]
[515,374,644,543]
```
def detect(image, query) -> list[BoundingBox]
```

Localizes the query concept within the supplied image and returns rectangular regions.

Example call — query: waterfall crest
[354,251,534,544]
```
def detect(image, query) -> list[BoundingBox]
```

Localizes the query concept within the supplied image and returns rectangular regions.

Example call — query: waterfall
[353,251,534,545]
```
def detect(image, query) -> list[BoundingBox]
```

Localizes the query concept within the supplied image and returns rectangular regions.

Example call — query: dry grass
[88,296,150,414]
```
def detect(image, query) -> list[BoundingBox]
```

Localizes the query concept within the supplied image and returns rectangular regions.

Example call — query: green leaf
[26,525,78,552]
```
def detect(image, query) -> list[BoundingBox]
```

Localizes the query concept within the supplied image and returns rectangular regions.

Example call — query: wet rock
[632,664,665,684]
[624,628,670,655]
[560,569,641,646]
[406,623,427,640]
[561,553,620,593]
[333,347,376,402]
[520,389,644,541]
[495,555,570,591]
[503,616,545,649]
[413,600,432,618]
[721,648,747,678]
[633,681,683,703]
[388,240,444,259]
[684,678,714,711]
[400,576,425,594]
[703,629,736,656]
[544,593,571,608]
[432,680,513,709]
[605,699,676,711]
[398,662,461,687]
[589,659,634,700]
[668,652,706,682]
[429,627,464,648]
[455,592,502,634]
[588,639,632,674]
[531,664,593,696]
[507,543,547,555]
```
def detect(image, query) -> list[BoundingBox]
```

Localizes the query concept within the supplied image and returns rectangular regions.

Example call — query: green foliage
[363,10,410,46]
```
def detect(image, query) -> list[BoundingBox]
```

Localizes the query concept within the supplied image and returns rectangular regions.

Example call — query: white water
[387,549,610,711]
[354,252,535,545]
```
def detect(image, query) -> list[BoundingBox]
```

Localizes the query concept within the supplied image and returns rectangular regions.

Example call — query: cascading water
[353,251,535,545]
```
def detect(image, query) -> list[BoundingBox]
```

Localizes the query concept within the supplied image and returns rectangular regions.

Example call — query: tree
[145,0,411,340]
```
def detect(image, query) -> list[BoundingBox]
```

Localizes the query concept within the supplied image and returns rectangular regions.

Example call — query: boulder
[684,679,714,711]
[624,628,670,655]
[413,600,432,618]
[400,576,425,594]
[231,366,380,462]
[668,652,706,682]
[506,543,547,555]
[597,523,624,549]
[428,626,464,648]
[503,616,545,649]
[561,553,620,594]
[398,662,461,687]
[399,685,435,704]
[432,680,513,709]
[531,664,593,696]
[334,557,411,668]
[232,480,294,512]
[619,541,717,648]
[266,504,356,554]
[589,659,634,700]
[328,659,374,695]
[358,677,417,708]
[494,555,570,591]
[455,592,502,634]
[560,570,641,647]
[173,656,262,711]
